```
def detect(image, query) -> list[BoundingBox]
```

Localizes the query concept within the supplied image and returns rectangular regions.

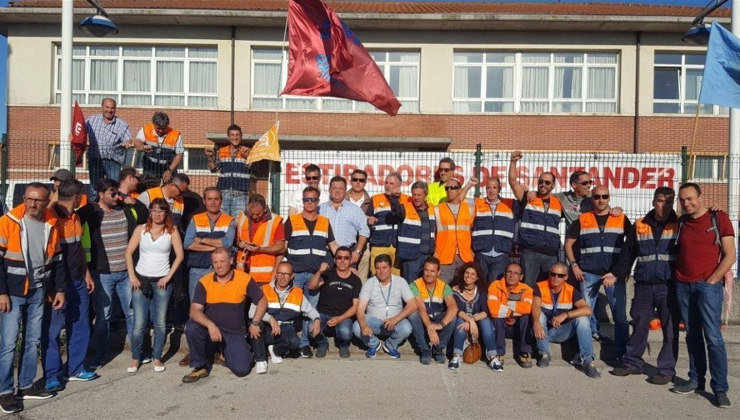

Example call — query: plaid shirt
[85,113,132,164]
[319,200,370,248]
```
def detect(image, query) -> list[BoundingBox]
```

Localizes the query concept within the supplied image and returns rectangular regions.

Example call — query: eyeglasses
[579,180,593,186]
[302,197,319,203]
[24,197,49,205]
[335,255,351,261]
[538,179,553,186]
[351,177,366,183]
[445,185,461,191]
[305,176,320,181]
[276,272,292,276]
[173,184,184,196]
[549,272,568,279]
[592,194,610,200]
[439,167,453,173]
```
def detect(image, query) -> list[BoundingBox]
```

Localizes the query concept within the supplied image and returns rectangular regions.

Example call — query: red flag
[71,100,87,167]
[281,0,401,116]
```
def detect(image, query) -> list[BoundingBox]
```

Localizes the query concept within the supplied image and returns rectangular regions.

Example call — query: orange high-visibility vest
[487,278,533,318]
[434,200,474,264]
[236,212,283,283]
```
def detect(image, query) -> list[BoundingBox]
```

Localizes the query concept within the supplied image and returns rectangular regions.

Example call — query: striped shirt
[100,209,129,272]
[86,113,132,164]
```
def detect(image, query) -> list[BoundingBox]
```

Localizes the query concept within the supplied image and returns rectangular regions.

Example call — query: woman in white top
[125,198,184,372]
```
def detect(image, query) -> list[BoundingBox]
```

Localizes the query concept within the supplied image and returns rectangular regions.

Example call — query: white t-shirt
[359,274,414,320]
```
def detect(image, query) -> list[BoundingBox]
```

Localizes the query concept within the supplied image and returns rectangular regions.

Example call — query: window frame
[452,51,620,114]
[653,52,727,116]
[53,44,218,108]
[250,47,420,112]
[689,153,728,183]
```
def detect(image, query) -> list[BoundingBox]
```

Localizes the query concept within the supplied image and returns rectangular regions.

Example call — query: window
[690,154,727,182]
[653,53,727,115]
[54,45,218,108]
[453,51,618,113]
[251,48,419,112]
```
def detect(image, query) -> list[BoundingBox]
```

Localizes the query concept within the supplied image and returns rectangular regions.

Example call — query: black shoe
[0,393,22,414]
[715,392,731,408]
[577,360,601,379]
[17,386,56,400]
[338,346,350,358]
[315,345,328,358]
[300,346,313,358]
[420,350,432,365]
[647,374,673,385]
[671,382,704,394]
[610,365,642,376]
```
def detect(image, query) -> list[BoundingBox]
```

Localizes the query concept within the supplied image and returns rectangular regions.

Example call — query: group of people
[0,98,734,413]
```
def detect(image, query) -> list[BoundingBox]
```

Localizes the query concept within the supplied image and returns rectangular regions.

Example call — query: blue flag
[699,22,740,109]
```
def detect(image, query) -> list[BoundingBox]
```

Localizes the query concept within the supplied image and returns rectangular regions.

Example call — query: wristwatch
[250,320,261,327]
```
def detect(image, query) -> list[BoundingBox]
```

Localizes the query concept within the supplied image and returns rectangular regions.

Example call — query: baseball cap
[50,169,74,182]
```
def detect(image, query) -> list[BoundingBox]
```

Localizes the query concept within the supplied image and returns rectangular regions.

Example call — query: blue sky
[0,0,722,135]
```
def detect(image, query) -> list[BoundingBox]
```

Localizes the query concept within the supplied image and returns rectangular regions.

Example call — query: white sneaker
[268,345,283,364]
[255,361,268,374]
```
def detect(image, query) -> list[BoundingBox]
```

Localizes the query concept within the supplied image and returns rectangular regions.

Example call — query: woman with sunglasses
[448,262,496,370]
[125,198,184,373]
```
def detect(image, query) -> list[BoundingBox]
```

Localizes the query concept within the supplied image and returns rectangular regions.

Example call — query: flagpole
[731,0,740,273]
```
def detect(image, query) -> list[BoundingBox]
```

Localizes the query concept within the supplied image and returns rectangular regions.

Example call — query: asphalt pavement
[15,326,740,419]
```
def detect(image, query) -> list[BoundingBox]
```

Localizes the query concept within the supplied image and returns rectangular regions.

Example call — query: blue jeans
[408,311,455,352]
[131,281,173,361]
[188,266,212,303]
[520,248,559,287]
[475,253,509,285]
[93,270,134,359]
[88,157,122,201]
[401,254,430,284]
[675,280,728,393]
[353,315,412,352]
[536,312,595,363]
[452,317,497,359]
[294,272,318,348]
[0,288,44,395]
[315,313,354,348]
[580,271,628,358]
[42,278,91,384]
[221,190,248,219]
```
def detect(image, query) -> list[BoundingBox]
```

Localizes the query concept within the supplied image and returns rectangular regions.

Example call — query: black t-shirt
[316,269,362,317]
[284,216,336,243]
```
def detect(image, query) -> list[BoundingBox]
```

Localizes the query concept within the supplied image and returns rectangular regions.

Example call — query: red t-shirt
[675,210,734,283]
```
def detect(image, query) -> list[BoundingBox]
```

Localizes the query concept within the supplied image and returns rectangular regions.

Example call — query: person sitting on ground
[250,261,321,374]
[408,257,458,365]
[532,262,600,378]
[449,262,495,370]
[309,247,362,358]
[487,262,535,371]
[353,254,417,359]
[182,247,267,383]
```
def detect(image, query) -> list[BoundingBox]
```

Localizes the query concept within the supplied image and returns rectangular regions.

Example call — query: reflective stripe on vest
[536,280,574,317]
[262,284,304,322]
[286,214,331,273]
[471,197,517,253]
[216,145,251,192]
[397,199,435,260]
[235,212,283,283]
[434,201,474,265]
[142,123,179,166]
[633,217,679,282]
[518,195,562,251]
[577,212,625,273]
[412,278,446,314]
[370,193,408,247]
[188,212,234,268]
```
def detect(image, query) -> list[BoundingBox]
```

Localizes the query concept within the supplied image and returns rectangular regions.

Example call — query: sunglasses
[335,255,351,261]
[439,167,453,173]
[538,179,553,186]
[173,184,184,195]
[305,176,320,181]
[302,197,319,203]
[592,194,610,200]
[549,272,567,279]
[445,185,461,191]
[579,180,593,186]
[351,177,366,183]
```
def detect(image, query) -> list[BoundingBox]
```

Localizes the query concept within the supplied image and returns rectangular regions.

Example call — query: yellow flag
[247,123,281,164]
